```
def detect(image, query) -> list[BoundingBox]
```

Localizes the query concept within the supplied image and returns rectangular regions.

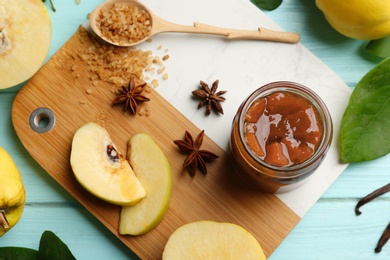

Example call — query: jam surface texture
[244,91,324,167]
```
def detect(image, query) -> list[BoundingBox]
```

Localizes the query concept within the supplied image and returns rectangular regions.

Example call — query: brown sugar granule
[73,26,170,97]
[145,107,151,116]
[96,2,152,45]
[138,106,151,117]
[162,54,170,61]
[157,66,166,74]
[151,79,159,88]
[76,26,154,87]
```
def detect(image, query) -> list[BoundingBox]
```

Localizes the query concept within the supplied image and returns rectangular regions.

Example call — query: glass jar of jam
[230,81,333,193]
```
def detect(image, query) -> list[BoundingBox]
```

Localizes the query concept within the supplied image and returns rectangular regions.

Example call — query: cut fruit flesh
[162,221,266,259]
[70,123,146,206]
[0,0,51,89]
[119,133,172,235]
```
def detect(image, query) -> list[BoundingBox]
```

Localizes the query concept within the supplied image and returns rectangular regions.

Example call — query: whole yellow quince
[316,0,390,40]
[0,147,26,237]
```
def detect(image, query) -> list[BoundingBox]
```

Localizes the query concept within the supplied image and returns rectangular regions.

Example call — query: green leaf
[251,0,282,11]
[340,57,390,163]
[38,231,76,260]
[0,247,38,260]
[366,35,390,58]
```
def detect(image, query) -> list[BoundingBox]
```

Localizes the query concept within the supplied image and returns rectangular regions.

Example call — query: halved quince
[162,221,266,259]
[70,123,146,206]
[0,0,51,89]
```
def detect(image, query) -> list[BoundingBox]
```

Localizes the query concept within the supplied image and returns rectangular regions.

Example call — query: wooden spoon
[89,0,300,47]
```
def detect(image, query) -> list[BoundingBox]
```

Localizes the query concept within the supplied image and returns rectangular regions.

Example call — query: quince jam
[244,91,323,167]
[229,81,333,193]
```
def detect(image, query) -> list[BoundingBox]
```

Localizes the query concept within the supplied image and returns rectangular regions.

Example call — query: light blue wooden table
[1,0,389,259]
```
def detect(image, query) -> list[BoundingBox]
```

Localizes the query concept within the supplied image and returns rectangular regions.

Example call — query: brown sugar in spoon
[89,0,300,47]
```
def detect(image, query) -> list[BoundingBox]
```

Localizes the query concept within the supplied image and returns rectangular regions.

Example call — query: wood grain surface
[11,28,300,258]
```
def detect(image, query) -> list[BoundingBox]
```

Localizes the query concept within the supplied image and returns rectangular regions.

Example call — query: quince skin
[0,147,26,237]
[316,0,390,40]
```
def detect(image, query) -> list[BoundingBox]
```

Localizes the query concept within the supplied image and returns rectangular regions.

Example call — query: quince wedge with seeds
[70,123,146,206]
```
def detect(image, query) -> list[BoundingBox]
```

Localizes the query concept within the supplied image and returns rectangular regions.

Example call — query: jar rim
[238,81,333,179]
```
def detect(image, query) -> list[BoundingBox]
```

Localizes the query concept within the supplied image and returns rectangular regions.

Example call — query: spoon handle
[152,19,300,44]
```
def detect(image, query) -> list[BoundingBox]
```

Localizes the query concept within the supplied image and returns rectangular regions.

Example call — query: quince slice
[119,133,172,235]
[70,123,146,206]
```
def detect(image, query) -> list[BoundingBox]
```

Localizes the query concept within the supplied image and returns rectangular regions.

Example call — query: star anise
[173,130,219,177]
[192,80,227,116]
[112,76,150,114]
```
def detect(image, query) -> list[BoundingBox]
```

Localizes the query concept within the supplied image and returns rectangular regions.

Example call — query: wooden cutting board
[12,27,300,258]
